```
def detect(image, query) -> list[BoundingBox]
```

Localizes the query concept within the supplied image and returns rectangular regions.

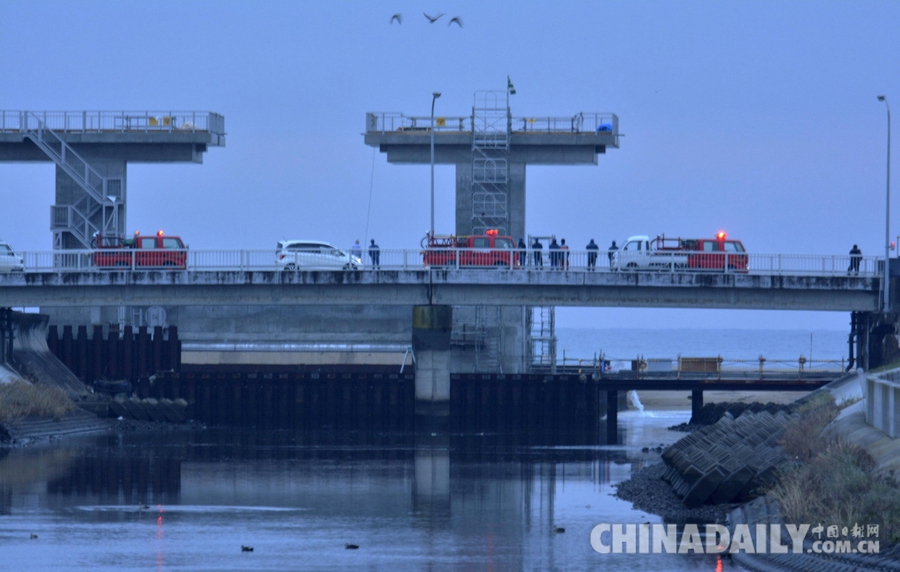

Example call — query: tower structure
[0,110,224,249]
[364,86,618,372]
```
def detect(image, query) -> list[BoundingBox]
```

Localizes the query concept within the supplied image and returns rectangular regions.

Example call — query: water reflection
[0,410,737,571]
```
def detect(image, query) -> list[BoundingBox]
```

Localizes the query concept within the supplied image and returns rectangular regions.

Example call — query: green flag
[507,76,516,95]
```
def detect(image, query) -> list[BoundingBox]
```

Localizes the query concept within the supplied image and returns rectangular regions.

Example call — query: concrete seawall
[4,312,88,396]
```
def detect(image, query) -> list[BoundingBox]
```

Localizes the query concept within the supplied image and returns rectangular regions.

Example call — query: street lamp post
[430,92,441,240]
[878,95,891,312]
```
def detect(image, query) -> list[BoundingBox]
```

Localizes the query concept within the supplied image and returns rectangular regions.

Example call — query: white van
[275,240,361,271]
[0,240,24,272]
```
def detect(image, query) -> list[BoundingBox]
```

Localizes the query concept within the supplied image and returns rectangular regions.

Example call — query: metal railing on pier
[10,248,881,278]
[365,112,618,135]
[537,352,847,379]
[0,110,225,134]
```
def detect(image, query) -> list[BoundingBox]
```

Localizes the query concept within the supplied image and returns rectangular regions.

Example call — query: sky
[0,0,898,334]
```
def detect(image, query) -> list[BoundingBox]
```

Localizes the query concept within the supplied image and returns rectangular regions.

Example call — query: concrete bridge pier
[413,306,453,421]
[691,390,703,423]
[854,311,900,370]
[605,390,618,444]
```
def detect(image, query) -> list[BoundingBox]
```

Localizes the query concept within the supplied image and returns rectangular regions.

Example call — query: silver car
[0,241,24,272]
[275,240,361,271]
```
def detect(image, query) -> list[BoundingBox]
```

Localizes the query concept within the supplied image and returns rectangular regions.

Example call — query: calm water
[0,328,826,571]
[0,416,742,571]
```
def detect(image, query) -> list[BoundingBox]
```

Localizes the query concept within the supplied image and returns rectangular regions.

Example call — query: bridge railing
[365,112,619,135]
[549,353,845,378]
[0,111,225,134]
[11,248,882,277]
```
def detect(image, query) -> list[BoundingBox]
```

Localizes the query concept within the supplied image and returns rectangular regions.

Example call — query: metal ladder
[528,306,557,372]
[475,305,502,372]
[471,91,510,235]
[23,112,124,249]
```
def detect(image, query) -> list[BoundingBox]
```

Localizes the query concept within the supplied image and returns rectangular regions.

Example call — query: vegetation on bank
[769,392,900,543]
[0,380,76,423]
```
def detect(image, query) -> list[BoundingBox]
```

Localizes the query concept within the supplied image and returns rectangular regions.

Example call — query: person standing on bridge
[586,239,599,270]
[369,239,380,269]
[518,237,527,267]
[532,238,543,268]
[549,238,560,269]
[608,240,619,270]
[848,244,862,275]
[560,238,570,270]
[351,239,362,262]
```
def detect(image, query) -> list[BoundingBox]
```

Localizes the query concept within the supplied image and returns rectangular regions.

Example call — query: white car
[275,240,361,271]
[0,241,24,272]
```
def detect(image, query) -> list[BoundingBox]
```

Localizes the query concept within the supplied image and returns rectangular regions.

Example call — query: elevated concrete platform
[0,269,879,311]
[0,110,224,249]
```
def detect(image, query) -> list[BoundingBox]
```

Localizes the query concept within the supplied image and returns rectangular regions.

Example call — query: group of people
[522,237,619,271]
[351,239,380,268]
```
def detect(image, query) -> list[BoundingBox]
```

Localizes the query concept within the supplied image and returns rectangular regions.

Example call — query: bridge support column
[0,308,11,364]
[413,306,452,421]
[858,312,900,370]
[691,390,703,423]
[455,162,525,239]
[606,390,618,444]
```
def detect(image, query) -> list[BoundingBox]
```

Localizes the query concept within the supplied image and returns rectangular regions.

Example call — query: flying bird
[241,545,254,552]
[390,13,402,24]
[449,17,462,27]
[423,12,444,23]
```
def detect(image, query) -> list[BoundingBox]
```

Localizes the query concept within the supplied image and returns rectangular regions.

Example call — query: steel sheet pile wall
[47,324,180,383]
[450,373,602,435]
[150,371,417,429]
[145,371,602,434]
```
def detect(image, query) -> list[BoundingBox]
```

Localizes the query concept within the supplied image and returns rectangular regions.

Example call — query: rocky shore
[0,409,202,448]
[614,462,739,524]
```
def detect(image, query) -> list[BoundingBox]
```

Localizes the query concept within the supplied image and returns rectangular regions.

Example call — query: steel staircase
[24,112,124,249]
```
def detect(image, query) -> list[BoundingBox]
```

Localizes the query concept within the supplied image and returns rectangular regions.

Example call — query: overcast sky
[1,1,897,333]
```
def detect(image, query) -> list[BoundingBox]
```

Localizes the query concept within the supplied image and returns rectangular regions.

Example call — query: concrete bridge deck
[0,267,879,311]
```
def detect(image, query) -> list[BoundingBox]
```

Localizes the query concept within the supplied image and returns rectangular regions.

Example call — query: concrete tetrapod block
[683,465,728,507]
[158,399,185,423]
[737,464,779,502]
[123,397,151,421]
[141,398,168,423]
[172,398,190,420]
[109,397,131,419]
[680,451,719,486]
[709,465,756,504]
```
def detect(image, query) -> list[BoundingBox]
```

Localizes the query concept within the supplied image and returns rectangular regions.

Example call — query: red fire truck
[421,230,519,268]
[614,232,748,272]
[92,231,188,269]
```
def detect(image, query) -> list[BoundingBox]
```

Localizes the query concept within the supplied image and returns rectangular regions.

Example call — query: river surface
[1,328,832,570]
[0,412,741,571]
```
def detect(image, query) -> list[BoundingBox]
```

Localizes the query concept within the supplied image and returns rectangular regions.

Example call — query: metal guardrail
[365,112,619,135]
[544,353,846,378]
[0,111,225,135]
[9,249,883,276]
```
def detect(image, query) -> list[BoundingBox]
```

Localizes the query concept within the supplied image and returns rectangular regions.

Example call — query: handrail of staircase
[22,111,114,204]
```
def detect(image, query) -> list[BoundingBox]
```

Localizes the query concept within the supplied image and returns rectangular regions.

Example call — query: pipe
[181,342,411,353]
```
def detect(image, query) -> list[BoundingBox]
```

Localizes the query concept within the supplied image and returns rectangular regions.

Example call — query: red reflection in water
[156,505,164,571]
[716,555,723,572]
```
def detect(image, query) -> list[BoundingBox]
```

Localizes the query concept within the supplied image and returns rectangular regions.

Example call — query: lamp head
[878,95,886,102]
[433,92,441,99]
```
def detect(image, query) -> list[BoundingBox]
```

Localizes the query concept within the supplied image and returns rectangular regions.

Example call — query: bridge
[0,248,881,310]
